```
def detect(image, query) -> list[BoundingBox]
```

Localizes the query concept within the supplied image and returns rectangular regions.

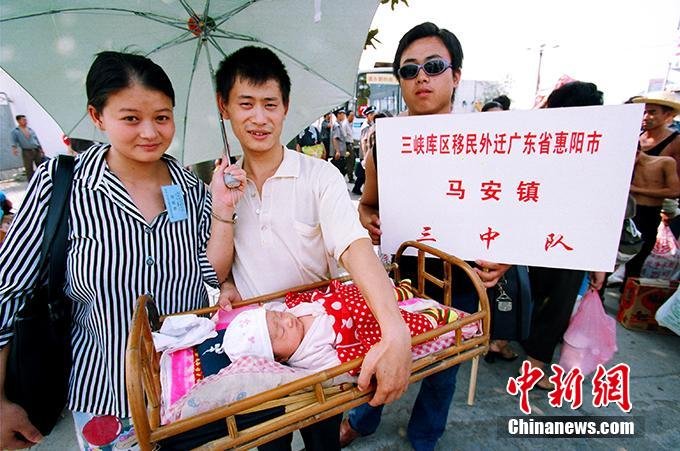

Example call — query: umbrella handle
[223,172,240,188]
[203,41,237,186]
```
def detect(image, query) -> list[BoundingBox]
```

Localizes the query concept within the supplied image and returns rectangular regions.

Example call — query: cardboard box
[618,278,679,333]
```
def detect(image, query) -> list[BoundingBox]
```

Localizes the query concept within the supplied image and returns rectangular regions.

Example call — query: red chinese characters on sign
[507,360,545,415]
[440,134,450,154]
[592,363,632,412]
[480,227,500,249]
[517,181,540,202]
[416,226,437,243]
[545,233,574,252]
[480,180,502,201]
[554,131,569,154]
[587,131,603,154]
[426,134,438,154]
[523,132,537,154]
[570,132,584,153]
[399,130,603,156]
[446,180,465,199]
[401,136,412,154]
[547,364,584,409]
[452,134,464,154]
[414,134,425,154]
[538,132,552,154]
[445,180,540,202]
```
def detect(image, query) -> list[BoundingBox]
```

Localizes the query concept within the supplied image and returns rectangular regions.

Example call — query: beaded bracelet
[211,211,236,224]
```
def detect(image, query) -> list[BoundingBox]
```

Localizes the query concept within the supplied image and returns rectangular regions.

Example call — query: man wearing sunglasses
[344,22,511,451]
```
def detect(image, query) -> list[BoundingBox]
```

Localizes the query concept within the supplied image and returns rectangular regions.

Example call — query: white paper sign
[376,104,643,272]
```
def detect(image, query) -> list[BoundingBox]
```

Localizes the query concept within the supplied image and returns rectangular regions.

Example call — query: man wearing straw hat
[632,90,680,178]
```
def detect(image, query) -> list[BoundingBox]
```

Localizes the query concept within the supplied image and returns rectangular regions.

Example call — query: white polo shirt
[232,148,368,298]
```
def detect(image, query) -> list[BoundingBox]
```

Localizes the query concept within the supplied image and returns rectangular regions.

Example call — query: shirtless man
[633,91,680,179]
[624,150,680,283]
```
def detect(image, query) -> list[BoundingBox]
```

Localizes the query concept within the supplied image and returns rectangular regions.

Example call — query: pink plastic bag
[558,289,617,376]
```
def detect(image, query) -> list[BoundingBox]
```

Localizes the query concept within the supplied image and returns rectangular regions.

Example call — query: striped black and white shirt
[0,144,218,417]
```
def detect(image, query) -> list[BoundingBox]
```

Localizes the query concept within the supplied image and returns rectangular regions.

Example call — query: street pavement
[2,176,678,450]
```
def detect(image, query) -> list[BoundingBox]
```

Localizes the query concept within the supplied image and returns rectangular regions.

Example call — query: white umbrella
[0,0,379,165]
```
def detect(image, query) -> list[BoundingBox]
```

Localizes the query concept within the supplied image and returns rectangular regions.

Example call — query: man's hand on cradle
[218,280,242,311]
[11,147,18,157]
[0,398,42,449]
[357,321,412,406]
[474,260,511,288]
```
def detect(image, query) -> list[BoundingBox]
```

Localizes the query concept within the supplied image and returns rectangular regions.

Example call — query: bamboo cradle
[125,241,490,450]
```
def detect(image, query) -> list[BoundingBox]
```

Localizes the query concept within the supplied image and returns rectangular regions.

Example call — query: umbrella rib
[202,0,212,19]
[145,33,198,57]
[205,35,230,60]
[209,29,259,42]
[66,111,91,138]
[178,37,207,164]
[212,3,254,28]
[203,42,234,160]
[177,0,200,21]
[1,7,187,31]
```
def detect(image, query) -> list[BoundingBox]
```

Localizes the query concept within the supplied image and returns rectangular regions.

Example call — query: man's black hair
[392,22,463,80]
[481,101,503,112]
[546,81,603,108]
[215,46,291,106]
[493,95,511,110]
[392,22,463,102]
[15,115,25,121]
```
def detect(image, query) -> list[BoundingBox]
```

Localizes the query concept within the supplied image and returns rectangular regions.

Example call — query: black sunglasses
[398,58,453,80]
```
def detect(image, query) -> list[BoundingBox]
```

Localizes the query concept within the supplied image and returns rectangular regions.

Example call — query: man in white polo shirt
[213,46,412,451]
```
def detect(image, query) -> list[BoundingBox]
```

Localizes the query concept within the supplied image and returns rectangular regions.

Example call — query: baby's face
[266,310,304,362]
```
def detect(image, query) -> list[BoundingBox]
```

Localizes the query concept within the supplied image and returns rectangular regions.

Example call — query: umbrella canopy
[0,0,379,165]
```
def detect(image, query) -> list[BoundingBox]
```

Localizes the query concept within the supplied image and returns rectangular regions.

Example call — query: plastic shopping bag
[641,223,680,280]
[655,287,680,335]
[558,289,617,376]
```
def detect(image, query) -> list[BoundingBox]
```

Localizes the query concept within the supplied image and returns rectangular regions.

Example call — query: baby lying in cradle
[160,280,482,423]
[223,280,458,374]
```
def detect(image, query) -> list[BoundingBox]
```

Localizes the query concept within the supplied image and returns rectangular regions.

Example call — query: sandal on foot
[484,348,519,363]
[340,419,362,448]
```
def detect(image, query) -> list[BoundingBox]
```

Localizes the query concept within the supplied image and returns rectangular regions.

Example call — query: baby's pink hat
[222,307,273,361]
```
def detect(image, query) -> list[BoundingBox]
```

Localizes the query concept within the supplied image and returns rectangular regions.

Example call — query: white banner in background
[376,104,643,272]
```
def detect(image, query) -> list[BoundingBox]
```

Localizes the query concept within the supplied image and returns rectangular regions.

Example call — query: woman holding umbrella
[0,51,245,449]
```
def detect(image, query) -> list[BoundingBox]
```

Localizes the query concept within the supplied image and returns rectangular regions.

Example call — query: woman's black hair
[546,81,603,108]
[481,101,503,112]
[86,51,175,113]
